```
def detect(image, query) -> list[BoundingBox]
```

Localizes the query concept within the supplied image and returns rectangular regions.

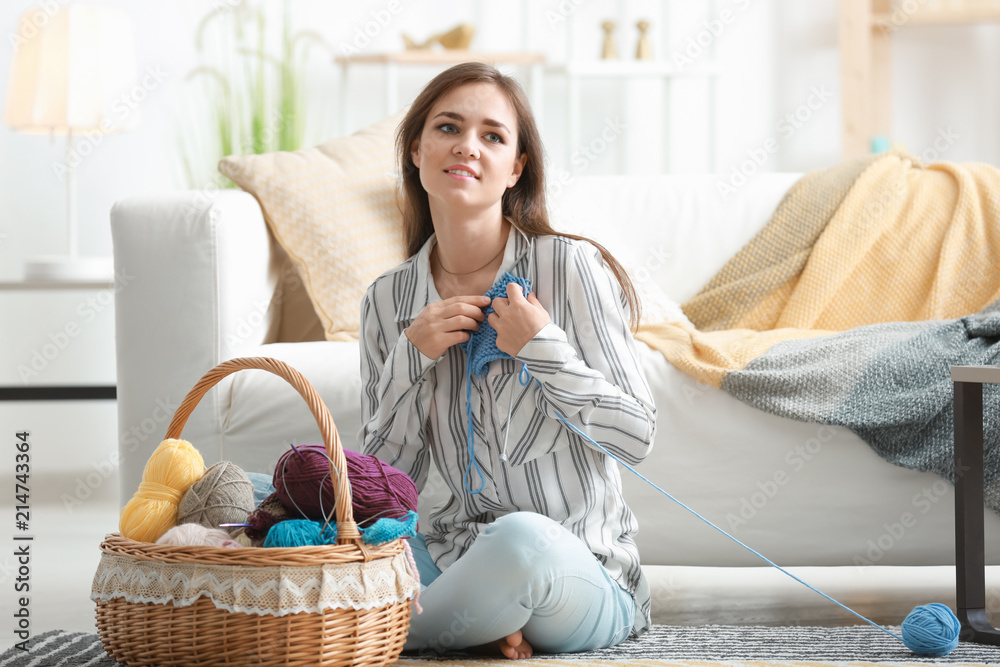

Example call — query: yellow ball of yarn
[119,438,206,542]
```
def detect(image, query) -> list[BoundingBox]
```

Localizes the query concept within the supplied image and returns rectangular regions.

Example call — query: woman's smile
[444,164,480,181]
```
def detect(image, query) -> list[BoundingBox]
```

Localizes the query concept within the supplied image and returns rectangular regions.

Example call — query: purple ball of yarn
[272,444,418,526]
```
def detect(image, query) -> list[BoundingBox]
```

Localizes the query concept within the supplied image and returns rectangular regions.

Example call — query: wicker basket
[92,357,415,666]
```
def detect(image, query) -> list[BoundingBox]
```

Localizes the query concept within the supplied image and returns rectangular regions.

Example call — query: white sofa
[110,173,1000,627]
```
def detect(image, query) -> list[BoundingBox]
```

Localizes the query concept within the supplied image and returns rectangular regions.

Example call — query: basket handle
[164,356,361,544]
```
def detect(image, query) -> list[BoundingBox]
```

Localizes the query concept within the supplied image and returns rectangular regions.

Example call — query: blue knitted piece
[459,272,532,376]
[459,272,532,494]
[361,510,419,545]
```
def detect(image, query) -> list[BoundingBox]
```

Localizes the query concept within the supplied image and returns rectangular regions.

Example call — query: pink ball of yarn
[272,444,418,526]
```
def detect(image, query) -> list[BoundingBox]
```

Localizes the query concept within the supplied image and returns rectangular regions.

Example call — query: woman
[359,62,656,660]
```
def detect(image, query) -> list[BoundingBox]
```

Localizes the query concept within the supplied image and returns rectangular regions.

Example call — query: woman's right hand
[405,295,492,360]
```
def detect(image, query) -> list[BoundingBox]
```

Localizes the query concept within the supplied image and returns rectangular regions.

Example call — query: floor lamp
[3,4,138,282]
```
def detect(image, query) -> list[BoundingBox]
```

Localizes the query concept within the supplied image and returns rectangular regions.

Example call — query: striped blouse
[358,225,657,636]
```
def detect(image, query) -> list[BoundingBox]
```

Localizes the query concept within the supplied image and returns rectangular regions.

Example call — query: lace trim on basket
[90,550,418,617]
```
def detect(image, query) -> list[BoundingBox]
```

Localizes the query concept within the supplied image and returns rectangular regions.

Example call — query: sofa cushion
[218,112,407,342]
[549,173,803,304]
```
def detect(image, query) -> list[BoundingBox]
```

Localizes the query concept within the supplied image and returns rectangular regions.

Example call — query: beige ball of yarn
[177,460,255,533]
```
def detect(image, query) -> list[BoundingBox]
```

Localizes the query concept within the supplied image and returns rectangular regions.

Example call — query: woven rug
[5,625,1000,666]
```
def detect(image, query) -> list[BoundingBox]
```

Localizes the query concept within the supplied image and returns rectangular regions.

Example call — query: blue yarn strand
[519,365,961,655]
[449,267,959,656]
[460,273,532,495]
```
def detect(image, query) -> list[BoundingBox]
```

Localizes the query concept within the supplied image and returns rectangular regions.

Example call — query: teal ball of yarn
[901,603,960,657]
[263,519,337,548]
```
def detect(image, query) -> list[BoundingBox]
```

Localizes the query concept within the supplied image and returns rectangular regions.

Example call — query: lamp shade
[4,4,138,134]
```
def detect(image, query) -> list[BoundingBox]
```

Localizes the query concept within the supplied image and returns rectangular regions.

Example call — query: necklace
[435,244,505,276]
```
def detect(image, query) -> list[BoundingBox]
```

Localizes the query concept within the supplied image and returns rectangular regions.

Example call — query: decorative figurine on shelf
[402,23,475,50]
[601,20,618,59]
[635,19,653,60]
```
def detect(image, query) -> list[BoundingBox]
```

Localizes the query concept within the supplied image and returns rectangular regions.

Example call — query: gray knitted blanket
[722,302,1000,511]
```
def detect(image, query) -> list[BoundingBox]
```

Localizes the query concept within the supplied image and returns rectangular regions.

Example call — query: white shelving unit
[331,2,721,174]
[0,280,117,401]
[546,60,720,172]
[839,0,1000,160]
[334,50,546,137]
[547,1,720,173]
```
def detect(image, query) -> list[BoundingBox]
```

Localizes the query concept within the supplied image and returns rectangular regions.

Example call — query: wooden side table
[952,365,1000,644]
[839,0,1000,160]
[0,280,117,401]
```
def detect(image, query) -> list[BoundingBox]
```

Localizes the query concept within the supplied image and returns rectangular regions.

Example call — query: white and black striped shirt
[358,225,656,635]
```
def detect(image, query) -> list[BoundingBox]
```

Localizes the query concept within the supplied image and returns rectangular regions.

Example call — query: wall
[0,0,997,476]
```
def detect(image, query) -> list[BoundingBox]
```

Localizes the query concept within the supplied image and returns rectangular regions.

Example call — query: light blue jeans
[404,511,635,656]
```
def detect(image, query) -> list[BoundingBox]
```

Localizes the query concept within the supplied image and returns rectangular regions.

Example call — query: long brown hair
[396,62,640,330]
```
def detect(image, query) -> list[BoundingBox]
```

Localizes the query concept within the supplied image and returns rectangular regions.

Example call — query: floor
[0,400,121,651]
[2,398,999,652]
[1,494,120,649]
[8,490,1000,652]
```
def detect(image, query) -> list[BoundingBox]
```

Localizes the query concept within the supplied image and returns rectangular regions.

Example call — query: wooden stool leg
[954,379,1000,644]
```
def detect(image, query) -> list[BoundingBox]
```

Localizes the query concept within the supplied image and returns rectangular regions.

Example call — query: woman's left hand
[489,282,551,357]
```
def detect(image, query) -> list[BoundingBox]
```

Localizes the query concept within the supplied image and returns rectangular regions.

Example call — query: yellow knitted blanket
[635,151,1000,388]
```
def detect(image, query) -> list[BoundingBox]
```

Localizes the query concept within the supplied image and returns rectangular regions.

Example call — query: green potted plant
[173,0,332,189]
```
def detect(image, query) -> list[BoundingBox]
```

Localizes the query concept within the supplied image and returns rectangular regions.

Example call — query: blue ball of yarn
[900,603,960,657]
[263,519,337,548]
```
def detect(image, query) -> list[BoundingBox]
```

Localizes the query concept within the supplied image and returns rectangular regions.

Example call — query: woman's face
[411,82,527,217]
